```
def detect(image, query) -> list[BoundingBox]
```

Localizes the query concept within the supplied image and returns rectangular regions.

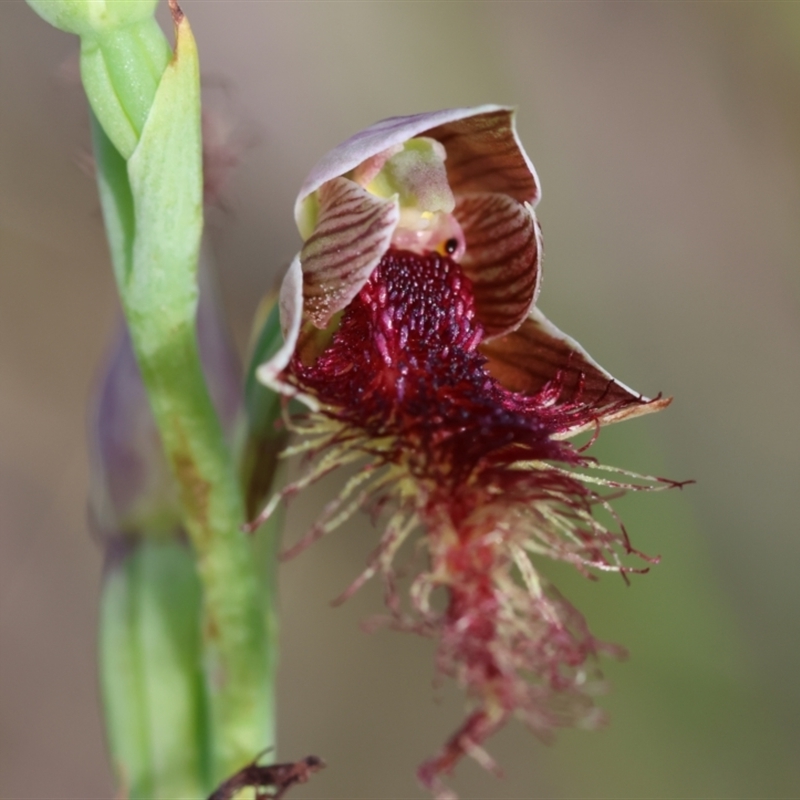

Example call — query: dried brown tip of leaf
[169,0,184,25]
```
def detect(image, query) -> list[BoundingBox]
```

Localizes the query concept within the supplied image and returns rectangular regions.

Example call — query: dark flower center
[291,248,571,484]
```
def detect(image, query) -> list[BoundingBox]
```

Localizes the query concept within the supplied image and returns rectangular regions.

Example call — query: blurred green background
[2,2,799,798]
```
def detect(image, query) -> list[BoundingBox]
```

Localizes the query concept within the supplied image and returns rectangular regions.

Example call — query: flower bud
[26,0,159,38]
[80,19,173,158]
[27,0,172,158]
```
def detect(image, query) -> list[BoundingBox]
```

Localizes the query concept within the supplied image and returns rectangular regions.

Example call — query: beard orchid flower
[254,106,677,798]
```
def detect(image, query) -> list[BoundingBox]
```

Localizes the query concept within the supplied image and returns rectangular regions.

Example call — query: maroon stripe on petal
[425,110,540,204]
[456,193,541,339]
[301,177,399,327]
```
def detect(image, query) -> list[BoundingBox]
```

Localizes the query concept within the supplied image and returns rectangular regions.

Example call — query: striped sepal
[301,177,399,327]
[456,193,541,339]
[426,109,540,205]
[480,307,672,434]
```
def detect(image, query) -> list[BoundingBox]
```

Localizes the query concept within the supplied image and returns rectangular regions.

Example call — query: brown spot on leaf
[204,608,221,643]
[171,440,212,549]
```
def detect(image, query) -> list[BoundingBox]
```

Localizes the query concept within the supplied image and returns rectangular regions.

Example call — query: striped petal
[294,106,539,239]
[425,108,540,206]
[456,193,541,339]
[300,177,399,328]
[480,307,671,436]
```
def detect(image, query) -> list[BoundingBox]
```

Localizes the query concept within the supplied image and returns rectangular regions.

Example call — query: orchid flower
[255,106,677,797]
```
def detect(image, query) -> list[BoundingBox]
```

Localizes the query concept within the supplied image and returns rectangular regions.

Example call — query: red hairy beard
[282,255,646,797]
[290,248,578,487]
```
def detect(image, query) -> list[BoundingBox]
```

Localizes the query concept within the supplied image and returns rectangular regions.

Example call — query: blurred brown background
[2,1,800,798]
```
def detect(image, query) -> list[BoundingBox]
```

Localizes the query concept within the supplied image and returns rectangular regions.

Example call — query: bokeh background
[2,1,800,798]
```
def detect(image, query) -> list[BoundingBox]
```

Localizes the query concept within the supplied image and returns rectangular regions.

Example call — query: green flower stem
[89,10,275,787]
[24,0,282,792]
